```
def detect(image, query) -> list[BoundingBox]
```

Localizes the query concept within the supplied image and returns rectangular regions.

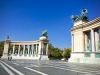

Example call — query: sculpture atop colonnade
[70,8,88,22]
[6,35,9,40]
[41,30,48,38]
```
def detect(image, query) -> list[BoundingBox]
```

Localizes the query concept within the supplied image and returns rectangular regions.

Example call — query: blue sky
[0,0,100,49]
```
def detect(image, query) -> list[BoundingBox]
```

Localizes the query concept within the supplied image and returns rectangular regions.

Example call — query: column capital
[13,44,15,46]
[91,28,94,31]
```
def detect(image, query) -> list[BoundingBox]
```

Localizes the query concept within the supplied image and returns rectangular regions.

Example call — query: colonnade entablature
[70,17,100,32]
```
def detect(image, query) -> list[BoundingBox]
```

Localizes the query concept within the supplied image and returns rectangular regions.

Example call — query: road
[0,59,100,75]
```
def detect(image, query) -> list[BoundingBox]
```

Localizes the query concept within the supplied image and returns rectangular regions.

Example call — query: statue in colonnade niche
[19,50,23,56]
[14,50,18,56]
[34,50,36,54]
[86,44,91,51]
[34,50,38,57]
[24,49,28,56]
[98,41,100,50]
[29,50,32,55]
[8,50,12,56]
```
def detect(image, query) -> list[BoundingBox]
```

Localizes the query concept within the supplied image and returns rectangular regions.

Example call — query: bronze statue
[41,30,48,37]
[70,8,88,22]
[86,44,91,51]
[98,41,100,50]
[6,35,9,39]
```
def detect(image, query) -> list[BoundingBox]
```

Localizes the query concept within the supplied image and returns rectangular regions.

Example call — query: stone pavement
[0,59,100,75]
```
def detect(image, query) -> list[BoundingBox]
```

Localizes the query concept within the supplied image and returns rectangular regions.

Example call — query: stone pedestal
[39,36,49,60]
[2,39,10,59]
[40,55,49,60]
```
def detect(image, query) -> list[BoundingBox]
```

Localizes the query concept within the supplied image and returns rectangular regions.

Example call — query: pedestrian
[8,56,9,61]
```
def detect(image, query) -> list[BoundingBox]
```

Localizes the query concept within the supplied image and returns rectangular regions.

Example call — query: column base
[69,57,100,65]
[1,54,49,60]
[39,55,49,60]
[96,50,100,52]
[1,53,8,59]
[68,52,100,65]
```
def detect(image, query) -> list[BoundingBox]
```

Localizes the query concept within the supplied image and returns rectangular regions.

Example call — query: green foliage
[0,41,4,55]
[62,48,71,60]
[48,43,54,58]
[48,43,63,59]
[51,48,62,59]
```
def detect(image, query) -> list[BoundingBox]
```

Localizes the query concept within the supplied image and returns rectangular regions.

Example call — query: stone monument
[69,8,100,64]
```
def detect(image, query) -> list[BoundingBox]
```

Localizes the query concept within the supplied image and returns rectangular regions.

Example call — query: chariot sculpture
[41,30,48,38]
[70,8,88,22]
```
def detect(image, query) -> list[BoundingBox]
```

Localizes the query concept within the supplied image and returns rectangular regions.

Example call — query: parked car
[61,58,66,61]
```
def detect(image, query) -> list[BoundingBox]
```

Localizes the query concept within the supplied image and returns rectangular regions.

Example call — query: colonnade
[84,28,100,52]
[8,43,48,56]
[72,28,100,52]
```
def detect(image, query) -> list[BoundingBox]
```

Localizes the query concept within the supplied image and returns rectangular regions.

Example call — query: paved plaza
[0,60,100,75]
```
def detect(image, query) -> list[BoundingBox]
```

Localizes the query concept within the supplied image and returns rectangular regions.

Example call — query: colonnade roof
[10,40,40,43]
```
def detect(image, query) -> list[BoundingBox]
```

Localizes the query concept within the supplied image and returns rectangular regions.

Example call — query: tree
[48,43,63,59]
[48,43,54,58]
[51,48,62,59]
[62,48,71,60]
[0,41,4,55]
[0,41,13,55]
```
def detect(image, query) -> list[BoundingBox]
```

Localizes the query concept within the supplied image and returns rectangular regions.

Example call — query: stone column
[13,45,15,54]
[91,29,95,52]
[23,45,25,54]
[99,29,100,41]
[46,43,48,55]
[33,45,35,54]
[31,44,33,55]
[18,44,20,54]
[3,40,10,54]
[71,34,74,52]
[42,43,44,55]
[85,32,89,51]
[95,29,99,51]
[28,45,30,54]
[85,33,87,51]
[36,44,37,53]
[36,44,38,54]
[38,41,42,54]
[82,32,85,52]
[2,39,10,58]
